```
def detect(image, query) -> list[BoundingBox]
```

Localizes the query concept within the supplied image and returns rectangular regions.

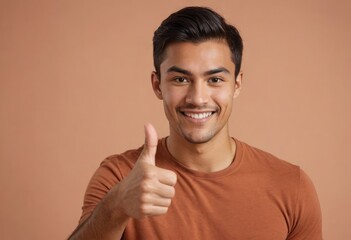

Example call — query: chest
[125,174,293,240]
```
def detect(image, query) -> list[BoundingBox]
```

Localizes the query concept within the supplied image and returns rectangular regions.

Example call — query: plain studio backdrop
[0,0,350,239]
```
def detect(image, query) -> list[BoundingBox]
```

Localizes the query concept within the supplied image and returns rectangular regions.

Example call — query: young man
[69,7,322,240]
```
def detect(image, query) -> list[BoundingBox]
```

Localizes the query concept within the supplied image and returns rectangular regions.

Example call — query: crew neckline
[160,137,243,179]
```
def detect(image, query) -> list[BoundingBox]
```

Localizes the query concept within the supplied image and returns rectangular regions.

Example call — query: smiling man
[69,7,322,240]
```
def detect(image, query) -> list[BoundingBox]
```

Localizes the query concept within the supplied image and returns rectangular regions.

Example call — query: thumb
[141,123,158,165]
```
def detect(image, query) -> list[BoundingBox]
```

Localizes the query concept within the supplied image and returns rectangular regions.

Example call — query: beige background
[1,0,350,239]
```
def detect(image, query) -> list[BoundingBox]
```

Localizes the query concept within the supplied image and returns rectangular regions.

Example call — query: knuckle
[140,180,156,193]
[140,181,151,192]
[165,198,172,206]
[139,204,150,215]
[144,169,157,179]
[169,187,176,198]
[167,171,177,185]
[139,194,149,204]
[161,207,169,214]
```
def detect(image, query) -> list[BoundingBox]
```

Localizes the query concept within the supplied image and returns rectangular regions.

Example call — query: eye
[174,77,189,84]
[208,77,223,83]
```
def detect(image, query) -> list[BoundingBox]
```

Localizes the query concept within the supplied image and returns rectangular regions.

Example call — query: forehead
[160,40,235,75]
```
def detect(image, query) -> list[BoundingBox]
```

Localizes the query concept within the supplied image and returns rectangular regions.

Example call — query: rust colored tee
[79,138,322,240]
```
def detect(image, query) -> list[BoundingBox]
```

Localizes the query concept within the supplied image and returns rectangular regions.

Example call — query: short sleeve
[287,169,323,240]
[78,156,124,224]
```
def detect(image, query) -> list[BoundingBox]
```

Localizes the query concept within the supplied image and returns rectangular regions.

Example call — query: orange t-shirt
[80,138,322,240]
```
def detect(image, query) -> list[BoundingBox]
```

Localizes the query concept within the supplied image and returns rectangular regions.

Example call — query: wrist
[101,184,130,224]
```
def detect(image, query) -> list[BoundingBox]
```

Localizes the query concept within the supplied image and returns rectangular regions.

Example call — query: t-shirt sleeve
[287,169,323,240]
[78,156,125,224]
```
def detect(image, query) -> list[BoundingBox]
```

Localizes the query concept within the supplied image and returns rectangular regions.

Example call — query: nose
[185,80,209,106]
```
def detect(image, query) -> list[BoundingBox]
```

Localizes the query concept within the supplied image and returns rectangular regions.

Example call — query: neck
[166,127,236,173]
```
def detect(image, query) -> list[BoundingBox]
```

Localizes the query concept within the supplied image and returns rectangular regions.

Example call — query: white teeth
[184,112,212,119]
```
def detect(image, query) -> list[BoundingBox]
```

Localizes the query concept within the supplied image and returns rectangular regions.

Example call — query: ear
[233,71,243,99]
[151,71,163,100]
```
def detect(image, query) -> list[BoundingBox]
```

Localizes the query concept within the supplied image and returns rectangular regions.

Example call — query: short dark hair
[153,6,243,78]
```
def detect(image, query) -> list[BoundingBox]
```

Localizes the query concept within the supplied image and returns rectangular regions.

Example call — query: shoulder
[79,145,144,224]
[100,147,143,179]
[237,139,300,177]
[236,139,302,210]
[85,146,144,198]
[98,138,166,179]
[236,139,322,238]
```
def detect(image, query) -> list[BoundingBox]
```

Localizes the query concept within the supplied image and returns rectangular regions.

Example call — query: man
[69,6,322,240]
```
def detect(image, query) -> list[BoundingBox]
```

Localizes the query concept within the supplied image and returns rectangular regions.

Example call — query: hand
[117,123,177,219]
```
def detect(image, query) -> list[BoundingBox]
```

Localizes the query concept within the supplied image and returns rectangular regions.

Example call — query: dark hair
[153,6,243,78]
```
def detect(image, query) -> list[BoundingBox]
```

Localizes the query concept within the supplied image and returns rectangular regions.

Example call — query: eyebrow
[205,67,230,75]
[166,66,231,76]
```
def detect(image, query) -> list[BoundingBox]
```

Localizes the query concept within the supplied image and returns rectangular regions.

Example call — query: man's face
[152,40,242,144]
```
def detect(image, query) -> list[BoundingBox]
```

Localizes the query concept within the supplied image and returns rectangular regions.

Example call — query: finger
[139,123,158,165]
[142,193,172,207]
[143,205,169,216]
[152,197,172,207]
[157,168,177,186]
[153,181,176,199]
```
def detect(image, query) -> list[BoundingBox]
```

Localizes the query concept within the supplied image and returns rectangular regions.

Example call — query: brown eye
[174,77,188,83]
[208,77,223,83]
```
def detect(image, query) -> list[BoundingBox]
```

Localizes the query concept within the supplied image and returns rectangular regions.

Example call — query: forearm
[68,187,130,240]
[69,125,177,239]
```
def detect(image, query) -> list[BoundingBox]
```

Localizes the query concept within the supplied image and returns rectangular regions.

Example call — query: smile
[183,112,213,119]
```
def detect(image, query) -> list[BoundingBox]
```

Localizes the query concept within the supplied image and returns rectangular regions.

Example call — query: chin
[182,130,216,144]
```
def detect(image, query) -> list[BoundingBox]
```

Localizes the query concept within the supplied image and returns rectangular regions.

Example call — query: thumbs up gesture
[117,124,177,219]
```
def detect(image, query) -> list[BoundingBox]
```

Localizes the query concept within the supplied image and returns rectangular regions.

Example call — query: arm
[68,124,177,240]
[287,169,323,240]
[68,184,129,240]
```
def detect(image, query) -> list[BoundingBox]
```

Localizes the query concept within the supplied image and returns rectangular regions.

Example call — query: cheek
[162,88,186,106]
[162,90,185,121]
[213,90,234,107]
